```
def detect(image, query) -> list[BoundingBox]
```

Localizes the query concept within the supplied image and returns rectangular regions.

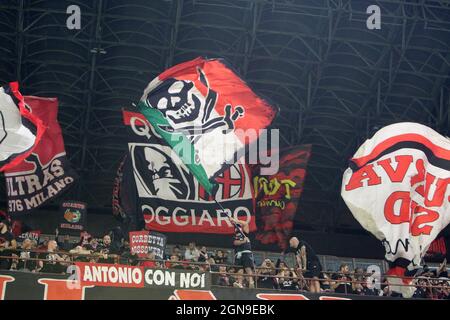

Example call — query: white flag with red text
[341,122,450,296]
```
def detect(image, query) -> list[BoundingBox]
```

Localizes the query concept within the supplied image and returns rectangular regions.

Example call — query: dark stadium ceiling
[0,0,449,232]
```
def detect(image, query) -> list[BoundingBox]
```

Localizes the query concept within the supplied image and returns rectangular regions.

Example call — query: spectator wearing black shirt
[216,265,231,286]
[289,236,322,293]
[0,217,17,270]
[36,240,69,274]
[256,259,277,289]
[96,235,119,264]
[214,250,227,265]
[278,269,300,291]
[14,238,38,271]
[331,264,354,294]
[413,277,429,299]
[57,234,74,252]
[198,246,208,263]
[230,216,255,289]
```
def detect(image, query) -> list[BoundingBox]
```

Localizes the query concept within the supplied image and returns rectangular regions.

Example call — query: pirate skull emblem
[150,80,204,127]
[146,70,245,140]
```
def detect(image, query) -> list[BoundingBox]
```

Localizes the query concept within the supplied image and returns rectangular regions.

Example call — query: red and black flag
[0,82,45,172]
[138,57,278,194]
[252,145,312,251]
[4,96,77,215]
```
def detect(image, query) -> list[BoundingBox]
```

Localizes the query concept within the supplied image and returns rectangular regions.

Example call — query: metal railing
[0,248,449,299]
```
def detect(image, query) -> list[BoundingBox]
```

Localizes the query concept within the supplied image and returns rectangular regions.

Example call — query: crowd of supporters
[0,220,449,299]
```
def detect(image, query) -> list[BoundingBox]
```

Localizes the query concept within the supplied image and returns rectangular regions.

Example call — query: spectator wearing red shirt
[140,251,157,268]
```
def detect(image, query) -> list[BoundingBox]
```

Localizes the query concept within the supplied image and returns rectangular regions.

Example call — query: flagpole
[213,198,246,238]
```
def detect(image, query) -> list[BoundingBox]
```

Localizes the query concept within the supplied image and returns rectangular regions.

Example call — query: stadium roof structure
[0,0,449,234]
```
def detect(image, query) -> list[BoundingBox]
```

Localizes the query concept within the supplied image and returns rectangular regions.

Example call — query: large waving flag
[0,82,45,171]
[341,122,450,297]
[5,96,77,215]
[138,57,277,194]
[252,145,312,251]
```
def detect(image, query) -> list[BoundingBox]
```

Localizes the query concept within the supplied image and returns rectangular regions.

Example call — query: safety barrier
[0,248,448,299]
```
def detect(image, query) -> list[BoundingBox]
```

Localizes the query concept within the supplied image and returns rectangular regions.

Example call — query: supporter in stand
[232,268,246,288]
[274,259,289,289]
[109,227,125,254]
[119,240,139,266]
[170,245,183,260]
[278,268,300,291]
[207,257,218,272]
[198,246,208,263]
[214,249,227,264]
[36,240,69,274]
[438,278,450,300]
[140,251,157,268]
[78,232,92,247]
[13,238,38,272]
[216,265,231,286]
[288,236,322,293]
[352,267,365,294]
[69,245,93,262]
[358,272,379,296]
[320,270,333,292]
[184,242,200,262]
[227,266,237,285]
[331,264,354,294]
[256,258,277,289]
[0,216,17,270]
[96,234,120,263]
[38,237,50,251]
[230,216,255,289]
[57,233,74,252]
[413,276,429,298]
[166,254,184,269]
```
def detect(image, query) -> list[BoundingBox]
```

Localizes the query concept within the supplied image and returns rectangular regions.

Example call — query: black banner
[120,110,255,242]
[58,201,87,235]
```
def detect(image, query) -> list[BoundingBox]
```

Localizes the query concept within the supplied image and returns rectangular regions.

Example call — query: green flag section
[137,103,215,194]
[138,57,277,194]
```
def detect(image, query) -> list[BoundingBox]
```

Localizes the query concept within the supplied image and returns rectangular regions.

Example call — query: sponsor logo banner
[5,96,77,215]
[129,230,167,259]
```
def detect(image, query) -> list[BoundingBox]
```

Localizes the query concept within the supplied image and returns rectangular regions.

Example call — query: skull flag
[4,96,78,215]
[0,82,45,172]
[341,122,450,296]
[138,57,277,194]
[120,109,255,236]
